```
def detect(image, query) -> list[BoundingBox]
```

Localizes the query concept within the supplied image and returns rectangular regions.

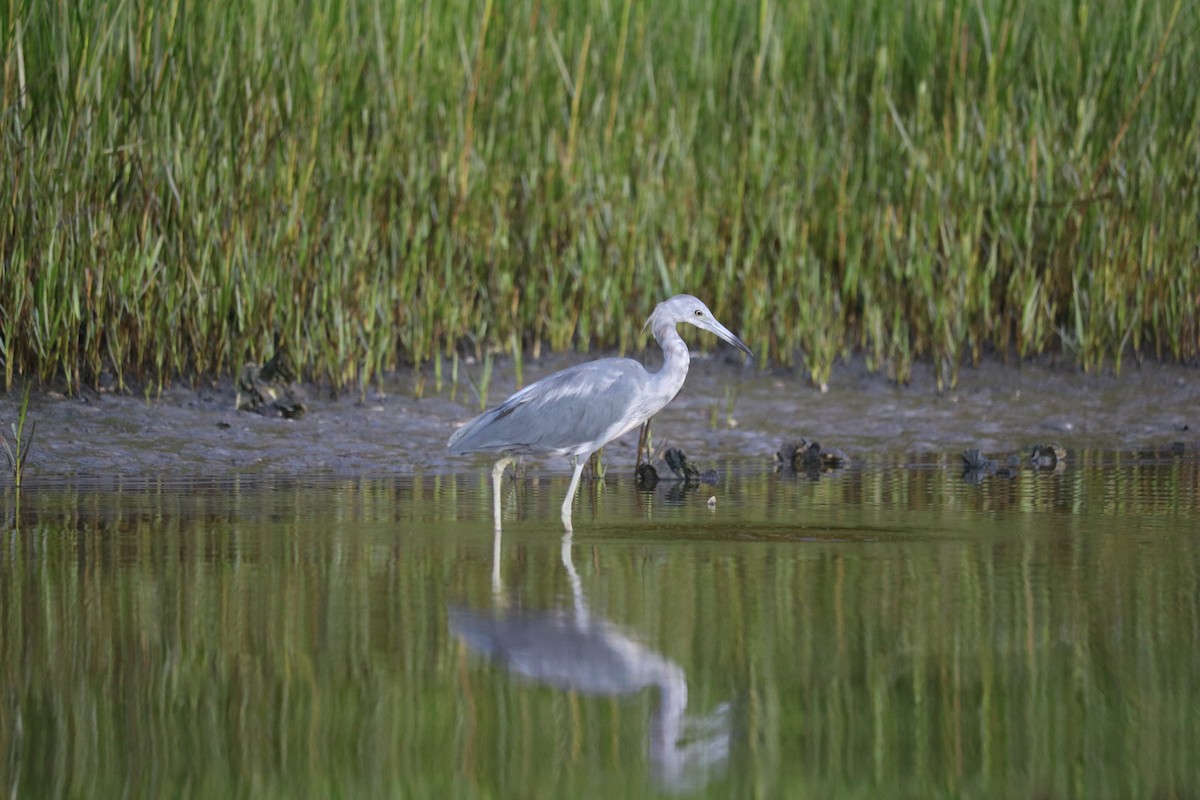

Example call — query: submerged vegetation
[1,0,1196,394]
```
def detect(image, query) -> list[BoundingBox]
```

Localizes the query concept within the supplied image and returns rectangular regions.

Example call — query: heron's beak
[705,319,753,357]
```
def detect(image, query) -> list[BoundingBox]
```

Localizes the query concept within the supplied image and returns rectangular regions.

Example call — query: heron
[448,294,752,530]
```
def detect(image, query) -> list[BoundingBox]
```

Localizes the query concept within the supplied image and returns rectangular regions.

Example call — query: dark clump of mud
[1,353,1196,482]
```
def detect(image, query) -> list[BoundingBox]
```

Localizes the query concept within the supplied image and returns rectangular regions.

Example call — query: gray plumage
[448,294,752,529]
[448,359,651,458]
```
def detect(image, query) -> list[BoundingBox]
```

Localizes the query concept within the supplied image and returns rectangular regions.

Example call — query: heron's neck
[651,320,691,401]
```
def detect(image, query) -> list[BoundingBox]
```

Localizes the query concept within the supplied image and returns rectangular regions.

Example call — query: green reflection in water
[1,453,1198,798]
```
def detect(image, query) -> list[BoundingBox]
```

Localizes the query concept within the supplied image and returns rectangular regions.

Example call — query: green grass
[1,0,1196,394]
[1,383,33,486]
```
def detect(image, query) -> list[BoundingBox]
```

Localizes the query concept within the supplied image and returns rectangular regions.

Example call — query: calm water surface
[2,453,1199,798]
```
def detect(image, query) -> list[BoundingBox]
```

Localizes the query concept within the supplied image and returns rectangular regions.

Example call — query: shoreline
[1,353,1196,482]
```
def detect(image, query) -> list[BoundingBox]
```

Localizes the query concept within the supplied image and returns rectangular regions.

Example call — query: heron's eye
[694,309,704,317]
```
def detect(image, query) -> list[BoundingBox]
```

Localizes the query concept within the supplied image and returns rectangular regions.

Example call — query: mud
[2,352,1196,482]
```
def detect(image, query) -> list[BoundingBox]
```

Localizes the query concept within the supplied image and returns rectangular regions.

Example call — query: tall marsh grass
[1,0,1196,393]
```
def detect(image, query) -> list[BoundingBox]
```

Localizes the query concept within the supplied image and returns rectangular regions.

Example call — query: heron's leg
[561,456,587,531]
[636,420,653,469]
[491,457,513,532]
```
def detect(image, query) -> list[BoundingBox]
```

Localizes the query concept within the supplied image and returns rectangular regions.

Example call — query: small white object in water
[707,496,717,509]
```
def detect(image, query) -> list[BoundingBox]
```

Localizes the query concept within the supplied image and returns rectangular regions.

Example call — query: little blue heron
[448,294,752,529]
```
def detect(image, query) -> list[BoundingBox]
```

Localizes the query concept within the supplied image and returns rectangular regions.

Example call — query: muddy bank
[1,353,1196,482]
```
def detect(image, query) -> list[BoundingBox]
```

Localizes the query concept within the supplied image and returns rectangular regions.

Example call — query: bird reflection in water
[450,532,731,791]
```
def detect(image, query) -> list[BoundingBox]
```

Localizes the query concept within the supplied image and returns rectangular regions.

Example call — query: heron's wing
[448,358,649,456]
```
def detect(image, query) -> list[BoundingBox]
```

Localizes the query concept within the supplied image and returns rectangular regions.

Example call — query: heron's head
[646,295,753,356]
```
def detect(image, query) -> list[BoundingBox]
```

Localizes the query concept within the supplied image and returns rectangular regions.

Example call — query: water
[2,453,1199,798]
